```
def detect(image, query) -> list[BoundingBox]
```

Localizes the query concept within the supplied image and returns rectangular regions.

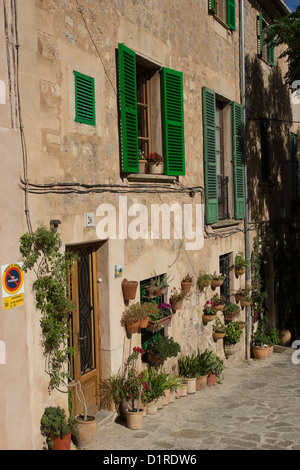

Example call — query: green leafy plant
[211,294,226,305]
[196,349,214,376]
[19,225,78,390]
[224,303,240,313]
[214,318,226,333]
[212,271,226,280]
[203,300,217,315]
[234,251,249,270]
[178,354,199,378]
[121,302,159,326]
[224,321,243,345]
[169,287,187,304]
[268,328,280,346]
[196,272,212,292]
[142,367,168,404]
[253,319,270,347]
[40,406,78,449]
[147,335,181,362]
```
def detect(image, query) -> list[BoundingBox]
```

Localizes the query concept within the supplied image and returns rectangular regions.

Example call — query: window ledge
[126,174,177,184]
[210,219,242,230]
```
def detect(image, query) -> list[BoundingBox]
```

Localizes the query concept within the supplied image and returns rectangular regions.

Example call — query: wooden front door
[69,244,100,415]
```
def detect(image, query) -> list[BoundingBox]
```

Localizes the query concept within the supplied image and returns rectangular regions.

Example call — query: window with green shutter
[202,87,218,224]
[208,0,236,30]
[118,43,185,176]
[257,13,275,66]
[202,88,245,224]
[232,102,245,220]
[74,71,95,126]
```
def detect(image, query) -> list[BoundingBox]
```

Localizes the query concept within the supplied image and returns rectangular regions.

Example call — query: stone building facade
[0,0,293,450]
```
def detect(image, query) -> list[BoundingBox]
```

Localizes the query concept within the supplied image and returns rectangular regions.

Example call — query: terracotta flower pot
[163,389,170,405]
[146,400,158,415]
[74,415,98,448]
[199,375,208,389]
[122,279,138,300]
[52,432,71,450]
[202,313,217,323]
[253,345,269,360]
[178,381,188,396]
[169,389,176,403]
[181,281,192,293]
[170,299,183,311]
[224,308,240,321]
[139,316,149,329]
[207,372,217,386]
[147,352,164,366]
[157,396,164,409]
[125,409,144,429]
[224,343,239,358]
[213,331,226,341]
[235,267,246,276]
[279,329,291,346]
[139,159,147,174]
[241,300,252,309]
[211,279,224,288]
[126,319,140,334]
[268,345,274,356]
[214,304,225,311]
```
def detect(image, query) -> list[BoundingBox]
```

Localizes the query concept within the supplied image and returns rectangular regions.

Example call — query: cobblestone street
[86,347,300,451]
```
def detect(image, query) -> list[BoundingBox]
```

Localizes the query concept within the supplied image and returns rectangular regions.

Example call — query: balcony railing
[218,175,230,220]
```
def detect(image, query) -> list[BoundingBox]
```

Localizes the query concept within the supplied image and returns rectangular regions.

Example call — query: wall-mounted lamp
[50,219,61,233]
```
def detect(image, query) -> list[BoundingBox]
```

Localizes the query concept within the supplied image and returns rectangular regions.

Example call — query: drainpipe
[240,0,251,360]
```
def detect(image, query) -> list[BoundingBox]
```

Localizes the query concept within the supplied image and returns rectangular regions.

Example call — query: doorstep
[95,409,117,428]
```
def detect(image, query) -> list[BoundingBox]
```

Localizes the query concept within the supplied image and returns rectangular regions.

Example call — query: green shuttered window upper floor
[208,0,236,30]
[118,43,185,176]
[202,87,245,224]
[74,71,95,126]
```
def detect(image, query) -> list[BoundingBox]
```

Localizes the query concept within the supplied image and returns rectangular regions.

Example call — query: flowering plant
[121,302,159,326]
[169,287,187,304]
[203,300,217,315]
[211,294,226,305]
[139,149,146,160]
[146,151,163,165]
[125,347,150,412]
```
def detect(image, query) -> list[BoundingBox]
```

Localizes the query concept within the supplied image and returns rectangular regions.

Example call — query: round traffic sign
[3,264,23,295]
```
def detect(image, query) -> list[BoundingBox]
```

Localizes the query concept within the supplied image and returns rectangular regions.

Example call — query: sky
[284,0,299,11]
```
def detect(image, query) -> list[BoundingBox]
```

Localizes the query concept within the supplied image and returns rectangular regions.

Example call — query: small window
[219,253,232,304]
[257,13,274,66]
[208,0,236,30]
[74,71,95,126]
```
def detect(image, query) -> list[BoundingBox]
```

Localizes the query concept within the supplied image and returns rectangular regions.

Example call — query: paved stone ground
[86,347,300,451]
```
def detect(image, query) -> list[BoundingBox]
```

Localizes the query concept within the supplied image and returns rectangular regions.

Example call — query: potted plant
[181,273,193,293]
[154,273,174,295]
[211,294,226,311]
[196,271,212,292]
[178,355,199,394]
[206,352,225,385]
[142,367,169,415]
[211,272,226,289]
[146,303,174,332]
[268,328,280,356]
[234,251,249,276]
[169,287,186,311]
[145,278,161,298]
[237,320,247,329]
[213,318,226,341]
[224,302,240,321]
[252,320,270,360]
[196,349,214,389]
[121,302,157,333]
[202,300,217,323]
[235,287,250,303]
[147,334,181,366]
[240,295,252,309]
[166,373,185,402]
[139,149,147,174]
[121,278,138,301]
[146,151,164,174]
[223,321,243,358]
[40,406,78,450]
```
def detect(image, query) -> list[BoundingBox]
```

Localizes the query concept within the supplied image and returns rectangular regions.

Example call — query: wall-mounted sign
[1,263,25,310]
[114,265,123,278]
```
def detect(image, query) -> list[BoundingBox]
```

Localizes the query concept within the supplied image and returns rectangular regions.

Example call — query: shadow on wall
[245,54,300,340]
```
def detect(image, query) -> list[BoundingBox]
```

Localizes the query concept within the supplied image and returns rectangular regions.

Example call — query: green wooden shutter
[268,39,275,66]
[208,0,216,14]
[203,87,218,224]
[232,102,245,220]
[161,68,185,176]
[226,0,236,30]
[118,43,139,173]
[74,71,95,126]
[258,13,263,56]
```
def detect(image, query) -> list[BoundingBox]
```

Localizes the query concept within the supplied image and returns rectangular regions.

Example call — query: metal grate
[219,253,231,304]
